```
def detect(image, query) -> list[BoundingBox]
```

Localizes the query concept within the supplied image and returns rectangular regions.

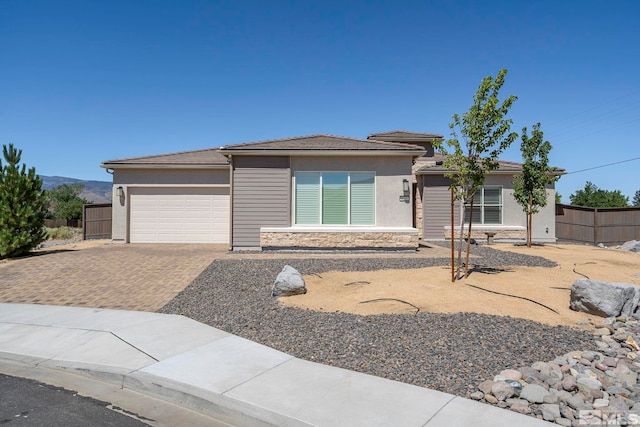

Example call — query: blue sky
[2,0,639,202]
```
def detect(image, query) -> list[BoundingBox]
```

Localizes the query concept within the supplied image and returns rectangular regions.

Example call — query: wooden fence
[83,203,112,240]
[555,204,640,245]
[44,219,81,228]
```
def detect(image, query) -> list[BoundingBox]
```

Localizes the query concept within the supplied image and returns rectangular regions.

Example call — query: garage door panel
[129,187,229,244]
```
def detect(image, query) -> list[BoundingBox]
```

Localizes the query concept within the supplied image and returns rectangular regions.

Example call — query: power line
[565,156,640,175]
[545,90,639,127]
[552,115,640,144]
[549,100,640,138]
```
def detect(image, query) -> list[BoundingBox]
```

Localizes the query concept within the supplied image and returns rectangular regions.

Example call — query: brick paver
[0,242,453,312]
[0,243,226,311]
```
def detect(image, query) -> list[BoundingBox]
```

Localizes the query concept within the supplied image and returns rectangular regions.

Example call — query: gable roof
[415,154,566,175]
[101,148,229,169]
[367,130,444,142]
[218,134,425,156]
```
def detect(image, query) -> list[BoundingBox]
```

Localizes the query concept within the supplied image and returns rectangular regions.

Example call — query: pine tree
[0,144,48,258]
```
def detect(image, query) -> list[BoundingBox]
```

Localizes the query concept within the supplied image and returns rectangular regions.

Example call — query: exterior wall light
[400,179,410,203]
[116,186,124,197]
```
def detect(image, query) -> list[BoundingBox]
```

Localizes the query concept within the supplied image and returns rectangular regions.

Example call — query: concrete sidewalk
[0,304,548,426]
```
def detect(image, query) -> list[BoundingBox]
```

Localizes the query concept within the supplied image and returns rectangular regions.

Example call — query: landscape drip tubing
[465,283,559,314]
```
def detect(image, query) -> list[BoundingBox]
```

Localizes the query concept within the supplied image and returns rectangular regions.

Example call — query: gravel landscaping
[159,244,594,398]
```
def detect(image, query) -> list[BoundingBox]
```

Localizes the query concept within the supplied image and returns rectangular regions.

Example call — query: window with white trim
[295,172,375,225]
[464,186,502,225]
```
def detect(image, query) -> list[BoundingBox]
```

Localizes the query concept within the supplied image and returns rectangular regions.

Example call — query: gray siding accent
[232,161,291,248]
[233,156,290,169]
[422,176,460,240]
[114,168,229,185]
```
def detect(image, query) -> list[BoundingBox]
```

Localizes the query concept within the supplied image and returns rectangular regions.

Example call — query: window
[464,186,502,224]
[295,172,375,225]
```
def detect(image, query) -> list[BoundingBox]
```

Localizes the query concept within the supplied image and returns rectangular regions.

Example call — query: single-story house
[101,130,562,250]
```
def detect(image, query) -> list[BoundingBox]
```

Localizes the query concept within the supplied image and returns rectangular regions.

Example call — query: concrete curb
[0,304,549,426]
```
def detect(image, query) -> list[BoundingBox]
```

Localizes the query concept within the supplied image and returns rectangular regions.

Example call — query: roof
[415,154,566,175]
[367,130,444,142]
[101,148,229,168]
[218,134,426,154]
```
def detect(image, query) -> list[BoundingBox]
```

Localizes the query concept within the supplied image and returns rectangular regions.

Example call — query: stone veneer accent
[444,227,526,241]
[261,231,418,249]
[413,174,424,239]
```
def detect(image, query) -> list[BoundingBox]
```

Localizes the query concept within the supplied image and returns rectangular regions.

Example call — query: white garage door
[129,187,229,244]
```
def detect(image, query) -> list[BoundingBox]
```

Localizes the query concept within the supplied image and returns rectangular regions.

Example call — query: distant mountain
[40,175,113,204]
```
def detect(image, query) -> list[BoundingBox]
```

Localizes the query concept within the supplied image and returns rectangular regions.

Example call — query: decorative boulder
[570,278,640,317]
[621,240,640,253]
[271,265,307,297]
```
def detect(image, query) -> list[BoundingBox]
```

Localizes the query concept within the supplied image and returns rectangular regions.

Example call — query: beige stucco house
[101,130,562,250]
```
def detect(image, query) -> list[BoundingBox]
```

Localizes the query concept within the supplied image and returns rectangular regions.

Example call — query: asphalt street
[0,374,150,426]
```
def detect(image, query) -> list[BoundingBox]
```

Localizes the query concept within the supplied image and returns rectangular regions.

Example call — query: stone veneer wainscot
[260,228,419,250]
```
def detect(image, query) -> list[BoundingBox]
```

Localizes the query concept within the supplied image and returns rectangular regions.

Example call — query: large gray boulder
[621,240,640,253]
[570,278,640,317]
[271,265,307,297]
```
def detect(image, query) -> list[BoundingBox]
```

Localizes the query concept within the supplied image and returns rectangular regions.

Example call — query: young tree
[569,182,629,208]
[47,183,89,220]
[633,190,640,207]
[433,69,518,280]
[512,123,558,247]
[0,144,48,258]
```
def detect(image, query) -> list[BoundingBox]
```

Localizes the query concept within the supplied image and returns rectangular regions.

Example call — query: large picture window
[464,186,502,225]
[295,172,375,225]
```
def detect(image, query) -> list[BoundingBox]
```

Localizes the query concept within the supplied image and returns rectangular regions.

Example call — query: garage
[129,187,229,244]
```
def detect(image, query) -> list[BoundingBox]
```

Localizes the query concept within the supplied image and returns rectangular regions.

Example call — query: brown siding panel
[422,176,460,240]
[232,165,290,248]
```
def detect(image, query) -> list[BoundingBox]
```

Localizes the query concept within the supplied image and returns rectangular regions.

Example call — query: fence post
[593,207,599,245]
[82,204,86,240]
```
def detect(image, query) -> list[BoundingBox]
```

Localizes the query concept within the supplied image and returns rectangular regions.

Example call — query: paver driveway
[0,243,225,311]
[0,241,454,312]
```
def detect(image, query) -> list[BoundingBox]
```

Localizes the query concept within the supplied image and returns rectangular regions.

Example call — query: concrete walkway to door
[0,243,227,311]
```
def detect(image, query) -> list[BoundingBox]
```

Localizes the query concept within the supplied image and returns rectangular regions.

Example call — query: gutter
[217,149,425,157]
[99,164,230,170]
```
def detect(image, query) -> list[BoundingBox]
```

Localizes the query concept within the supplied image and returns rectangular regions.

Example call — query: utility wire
[551,115,640,142]
[565,156,640,175]
[545,90,639,127]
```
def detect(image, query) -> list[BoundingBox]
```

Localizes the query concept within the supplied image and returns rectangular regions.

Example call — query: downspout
[228,155,234,251]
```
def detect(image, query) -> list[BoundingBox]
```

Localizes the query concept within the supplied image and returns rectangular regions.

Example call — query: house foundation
[260,228,419,250]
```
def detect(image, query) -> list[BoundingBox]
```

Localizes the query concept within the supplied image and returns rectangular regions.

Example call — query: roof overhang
[100,163,230,170]
[219,149,426,157]
[416,168,566,176]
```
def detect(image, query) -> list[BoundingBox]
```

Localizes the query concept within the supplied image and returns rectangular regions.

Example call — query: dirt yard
[280,244,640,327]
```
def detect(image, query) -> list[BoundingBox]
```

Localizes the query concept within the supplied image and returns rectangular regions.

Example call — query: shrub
[46,227,75,240]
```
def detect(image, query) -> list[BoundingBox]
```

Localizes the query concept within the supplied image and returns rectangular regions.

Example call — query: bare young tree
[433,69,518,280]
[513,123,557,247]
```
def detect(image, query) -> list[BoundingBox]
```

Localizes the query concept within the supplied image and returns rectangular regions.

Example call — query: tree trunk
[528,193,533,247]
[456,199,465,280]
[464,198,474,277]
[451,188,455,283]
